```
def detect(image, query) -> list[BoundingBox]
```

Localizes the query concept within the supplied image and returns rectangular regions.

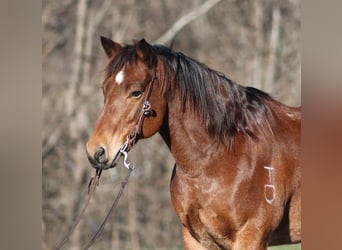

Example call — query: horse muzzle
[86,146,121,170]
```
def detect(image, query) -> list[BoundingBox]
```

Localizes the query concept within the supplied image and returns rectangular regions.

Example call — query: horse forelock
[105,44,138,79]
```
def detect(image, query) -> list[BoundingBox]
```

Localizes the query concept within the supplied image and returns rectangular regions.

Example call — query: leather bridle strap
[55,169,102,250]
[126,73,156,152]
[83,166,134,249]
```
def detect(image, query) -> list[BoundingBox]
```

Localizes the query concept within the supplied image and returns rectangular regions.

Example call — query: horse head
[86,37,166,169]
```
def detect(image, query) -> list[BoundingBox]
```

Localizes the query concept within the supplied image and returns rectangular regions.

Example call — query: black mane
[152,45,274,141]
[106,42,275,142]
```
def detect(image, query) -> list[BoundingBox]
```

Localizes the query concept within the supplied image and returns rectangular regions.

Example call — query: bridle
[120,71,156,154]
[108,71,156,169]
[56,72,156,249]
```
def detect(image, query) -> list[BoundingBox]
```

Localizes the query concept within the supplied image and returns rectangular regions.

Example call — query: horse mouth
[87,148,121,170]
[108,149,121,168]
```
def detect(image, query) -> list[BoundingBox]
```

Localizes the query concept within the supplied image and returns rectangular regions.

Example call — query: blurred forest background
[42,0,301,249]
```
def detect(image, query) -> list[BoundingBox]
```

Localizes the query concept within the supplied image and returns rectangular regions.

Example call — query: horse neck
[159,98,230,175]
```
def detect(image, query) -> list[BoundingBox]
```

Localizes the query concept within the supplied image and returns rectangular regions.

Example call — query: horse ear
[100,36,122,58]
[136,38,157,68]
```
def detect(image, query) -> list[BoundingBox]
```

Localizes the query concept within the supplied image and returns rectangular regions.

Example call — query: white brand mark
[264,166,276,204]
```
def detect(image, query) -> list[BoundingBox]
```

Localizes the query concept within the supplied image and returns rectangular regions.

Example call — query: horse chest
[170,172,236,249]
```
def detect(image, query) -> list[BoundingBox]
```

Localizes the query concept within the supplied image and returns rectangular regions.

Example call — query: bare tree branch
[42,31,65,62]
[42,0,74,27]
[42,0,73,62]
[154,0,223,44]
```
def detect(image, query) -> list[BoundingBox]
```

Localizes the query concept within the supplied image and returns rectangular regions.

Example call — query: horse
[86,37,301,250]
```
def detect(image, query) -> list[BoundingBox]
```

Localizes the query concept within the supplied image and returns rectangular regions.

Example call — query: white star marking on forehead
[115,70,125,85]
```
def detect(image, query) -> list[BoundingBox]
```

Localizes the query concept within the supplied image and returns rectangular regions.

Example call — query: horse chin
[89,160,111,170]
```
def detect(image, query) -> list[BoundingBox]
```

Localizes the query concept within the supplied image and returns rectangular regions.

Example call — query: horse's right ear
[100,36,122,58]
[136,38,157,68]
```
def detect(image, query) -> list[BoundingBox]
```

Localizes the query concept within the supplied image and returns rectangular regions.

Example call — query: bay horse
[86,37,301,250]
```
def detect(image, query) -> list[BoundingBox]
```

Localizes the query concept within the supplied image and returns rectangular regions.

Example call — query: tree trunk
[264,4,281,94]
[252,0,263,89]
[65,0,86,118]
[67,1,88,249]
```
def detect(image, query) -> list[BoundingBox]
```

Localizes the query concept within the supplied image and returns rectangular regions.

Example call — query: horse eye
[130,90,142,98]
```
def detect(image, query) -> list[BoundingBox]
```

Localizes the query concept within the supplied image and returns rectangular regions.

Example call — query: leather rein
[56,73,155,249]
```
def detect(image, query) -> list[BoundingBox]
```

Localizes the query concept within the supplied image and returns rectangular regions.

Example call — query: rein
[55,74,155,249]
[83,157,134,249]
[55,169,102,250]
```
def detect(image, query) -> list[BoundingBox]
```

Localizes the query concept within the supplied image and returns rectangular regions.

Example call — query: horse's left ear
[136,39,157,68]
[100,36,122,58]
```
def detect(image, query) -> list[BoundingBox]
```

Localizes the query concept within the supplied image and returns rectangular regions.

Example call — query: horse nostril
[94,147,107,164]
